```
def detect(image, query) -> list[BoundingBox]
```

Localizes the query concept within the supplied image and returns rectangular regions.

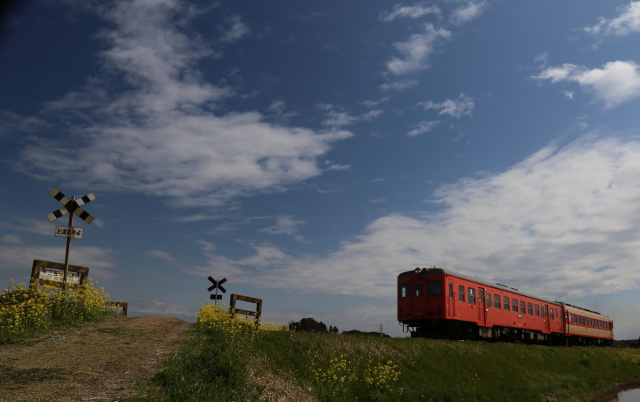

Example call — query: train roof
[399,267,563,307]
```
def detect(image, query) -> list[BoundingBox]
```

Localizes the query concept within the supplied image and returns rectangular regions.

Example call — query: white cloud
[379,79,418,91]
[259,215,305,236]
[386,24,452,75]
[148,250,182,267]
[220,15,251,43]
[0,217,56,236]
[380,3,441,22]
[419,93,475,118]
[191,136,640,303]
[585,1,640,37]
[0,240,119,281]
[450,0,488,25]
[407,120,439,136]
[15,0,351,208]
[325,161,351,171]
[319,104,383,128]
[533,60,640,108]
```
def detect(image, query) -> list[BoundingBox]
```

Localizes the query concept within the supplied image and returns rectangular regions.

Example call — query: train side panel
[442,273,564,339]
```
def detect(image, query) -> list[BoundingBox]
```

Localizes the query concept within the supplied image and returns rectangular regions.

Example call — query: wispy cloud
[318,104,383,128]
[13,0,351,207]
[379,79,418,91]
[259,215,305,236]
[407,120,439,137]
[379,3,441,22]
[419,93,475,118]
[450,0,488,25]
[220,15,251,43]
[533,60,640,108]
[0,236,119,280]
[584,1,640,37]
[386,24,452,75]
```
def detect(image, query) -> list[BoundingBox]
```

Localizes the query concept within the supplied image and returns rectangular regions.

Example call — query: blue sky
[1,0,640,339]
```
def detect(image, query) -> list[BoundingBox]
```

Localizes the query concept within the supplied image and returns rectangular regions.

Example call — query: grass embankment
[0,280,117,344]
[149,304,640,401]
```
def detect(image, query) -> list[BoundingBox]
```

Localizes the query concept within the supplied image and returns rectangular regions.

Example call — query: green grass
[147,305,640,401]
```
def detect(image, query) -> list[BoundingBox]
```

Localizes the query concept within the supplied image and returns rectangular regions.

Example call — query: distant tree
[342,329,390,337]
[288,317,329,333]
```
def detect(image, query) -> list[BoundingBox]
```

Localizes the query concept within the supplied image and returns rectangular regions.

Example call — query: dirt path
[0,316,192,401]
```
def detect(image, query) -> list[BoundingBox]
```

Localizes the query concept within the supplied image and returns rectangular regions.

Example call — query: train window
[521,301,525,314]
[487,293,492,307]
[428,280,442,295]
[542,306,546,317]
[449,282,454,299]
[550,309,554,319]
[459,285,465,302]
[415,283,423,297]
[512,299,518,313]
[478,289,484,303]
[535,305,539,316]
[556,309,560,319]
[527,303,533,315]
[494,294,501,309]
[468,288,476,305]
[399,283,410,298]
[503,296,510,311]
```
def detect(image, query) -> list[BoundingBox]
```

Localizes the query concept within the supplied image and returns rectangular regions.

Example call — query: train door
[543,304,551,334]
[447,280,455,318]
[478,287,487,327]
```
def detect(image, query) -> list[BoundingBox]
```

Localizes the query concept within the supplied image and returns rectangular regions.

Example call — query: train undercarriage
[402,319,611,346]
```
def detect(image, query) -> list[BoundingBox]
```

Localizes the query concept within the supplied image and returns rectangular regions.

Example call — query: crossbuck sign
[46,187,96,289]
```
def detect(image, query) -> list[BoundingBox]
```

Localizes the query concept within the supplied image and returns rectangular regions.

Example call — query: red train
[398,267,613,345]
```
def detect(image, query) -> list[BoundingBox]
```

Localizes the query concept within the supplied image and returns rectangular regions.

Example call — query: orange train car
[398,267,613,345]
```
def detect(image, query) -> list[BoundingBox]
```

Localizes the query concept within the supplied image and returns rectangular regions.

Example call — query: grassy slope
[150,327,640,401]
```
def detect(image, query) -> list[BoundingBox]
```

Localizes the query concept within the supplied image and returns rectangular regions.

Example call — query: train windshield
[427,280,442,295]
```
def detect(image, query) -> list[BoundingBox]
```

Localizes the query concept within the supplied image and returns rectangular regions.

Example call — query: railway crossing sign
[207,276,227,303]
[47,188,96,224]
[45,187,96,290]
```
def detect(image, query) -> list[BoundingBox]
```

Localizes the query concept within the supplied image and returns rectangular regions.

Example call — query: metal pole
[62,197,74,292]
